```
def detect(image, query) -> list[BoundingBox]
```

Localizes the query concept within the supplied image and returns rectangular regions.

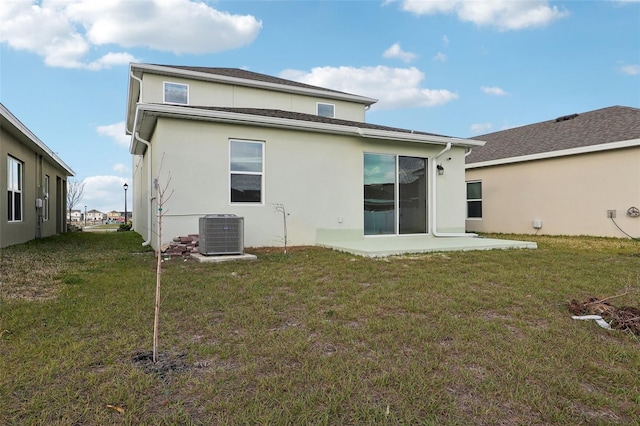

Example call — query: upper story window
[7,156,23,222]
[163,82,189,105]
[230,140,264,204]
[43,175,50,222]
[466,181,482,219]
[317,102,335,118]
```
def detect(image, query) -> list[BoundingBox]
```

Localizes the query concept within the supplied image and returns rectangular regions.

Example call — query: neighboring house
[1,103,74,248]
[86,209,105,222]
[107,210,121,222]
[126,64,535,255]
[67,210,82,222]
[465,106,640,238]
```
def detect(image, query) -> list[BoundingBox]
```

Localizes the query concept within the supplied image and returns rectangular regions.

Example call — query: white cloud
[383,43,417,63]
[620,64,640,75]
[481,85,508,96]
[433,52,447,62]
[81,175,130,214]
[113,163,130,174]
[97,121,130,147]
[400,0,569,30]
[0,0,262,69]
[279,66,458,110]
[470,123,493,134]
[442,35,450,45]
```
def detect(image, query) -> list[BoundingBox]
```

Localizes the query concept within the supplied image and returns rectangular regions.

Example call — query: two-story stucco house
[1,103,74,248]
[125,64,535,255]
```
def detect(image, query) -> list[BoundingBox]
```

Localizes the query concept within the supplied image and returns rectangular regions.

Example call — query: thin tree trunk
[153,202,162,363]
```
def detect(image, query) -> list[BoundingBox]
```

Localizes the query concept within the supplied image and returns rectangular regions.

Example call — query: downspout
[431,142,477,237]
[130,69,143,103]
[135,130,153,246]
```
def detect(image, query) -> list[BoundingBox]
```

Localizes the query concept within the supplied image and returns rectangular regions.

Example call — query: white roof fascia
[466,138,640,169]
[130,63,378,106]
[132,104,482,151]
[1,103,75,176]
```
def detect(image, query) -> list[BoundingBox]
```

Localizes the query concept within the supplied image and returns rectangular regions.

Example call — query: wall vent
[199,214,244,256]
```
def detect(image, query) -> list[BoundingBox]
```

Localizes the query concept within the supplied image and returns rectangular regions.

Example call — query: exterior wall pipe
[134,130,153,246]
[431,142,477,237]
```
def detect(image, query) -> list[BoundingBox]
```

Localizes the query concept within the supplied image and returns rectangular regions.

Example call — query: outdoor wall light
[437,164,445,175]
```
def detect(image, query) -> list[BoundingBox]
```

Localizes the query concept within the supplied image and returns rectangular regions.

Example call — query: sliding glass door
[364,154,428,235]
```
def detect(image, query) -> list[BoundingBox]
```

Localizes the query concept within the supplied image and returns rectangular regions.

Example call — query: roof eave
[466,138,640,169]
[131,104,482,154]
[0,104,75,176]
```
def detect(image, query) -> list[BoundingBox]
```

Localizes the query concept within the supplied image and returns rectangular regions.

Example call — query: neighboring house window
[163,82,189,105]
[44,175,50,221]
[466,181,482,218]
[230,140,264,204]
[7,156,23,222]
[317,103,335,118]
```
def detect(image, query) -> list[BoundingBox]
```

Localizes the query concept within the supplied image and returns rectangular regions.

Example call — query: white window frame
[43,174,50,222]
[163,81,189,105]
[317,102,335,118]
[229,139,265,205]
[466,180,482,219]
[7,156,23,222]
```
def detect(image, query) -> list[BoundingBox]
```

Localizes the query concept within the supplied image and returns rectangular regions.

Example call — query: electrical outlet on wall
[607,210,616,218]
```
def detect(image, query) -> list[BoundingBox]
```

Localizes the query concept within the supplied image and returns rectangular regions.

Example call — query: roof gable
[466,106,640,165]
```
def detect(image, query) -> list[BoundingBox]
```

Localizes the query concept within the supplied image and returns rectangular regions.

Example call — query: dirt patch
[568,297,640,336]
[132,351,191,380]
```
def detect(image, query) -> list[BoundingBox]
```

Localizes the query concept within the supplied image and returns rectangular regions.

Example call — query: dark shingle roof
[179,105,449,138]
[466,106,640,164]
[154,65,369,100]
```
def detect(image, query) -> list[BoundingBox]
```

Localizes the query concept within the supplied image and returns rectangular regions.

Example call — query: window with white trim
[43,174,50,221]
[230,140,264,204]
[7,156,23,222]
[466,181,482,219]
[317,102,335,118]
[163,82,189,105]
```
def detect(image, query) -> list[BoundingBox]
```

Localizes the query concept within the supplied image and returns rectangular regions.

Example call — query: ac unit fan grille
[199,215,244,255]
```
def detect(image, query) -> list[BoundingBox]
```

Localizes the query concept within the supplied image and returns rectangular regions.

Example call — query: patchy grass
[1,232,639,425]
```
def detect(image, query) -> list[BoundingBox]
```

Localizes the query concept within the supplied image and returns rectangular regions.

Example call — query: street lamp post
[123,183,128,227]
[84,205,87,227]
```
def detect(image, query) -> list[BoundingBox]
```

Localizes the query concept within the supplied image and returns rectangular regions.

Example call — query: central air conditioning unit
[199,214,244,256]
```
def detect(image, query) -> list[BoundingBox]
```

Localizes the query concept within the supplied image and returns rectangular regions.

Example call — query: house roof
[163,65,363,98]
[1,103,74,176]
[130,103,483,155]
[466,106,640,167]
[127,63,378,134]
[184,105,448,137]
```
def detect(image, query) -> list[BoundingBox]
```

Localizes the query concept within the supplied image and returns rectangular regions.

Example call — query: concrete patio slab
[318,235,537,257]
[191,253,258,263]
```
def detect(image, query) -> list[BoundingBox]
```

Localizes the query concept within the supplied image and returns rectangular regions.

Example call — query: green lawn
[1,232,639,425]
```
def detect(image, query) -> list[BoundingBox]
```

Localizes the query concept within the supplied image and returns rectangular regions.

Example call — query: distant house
[107,210,121,221]
[465,106,640,238]
[86,209,105,223]
[67,210,82,222]
[125,63,535,255]
[1,103,74,248]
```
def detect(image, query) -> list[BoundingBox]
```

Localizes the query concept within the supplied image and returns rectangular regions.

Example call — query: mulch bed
[568,297,640,336]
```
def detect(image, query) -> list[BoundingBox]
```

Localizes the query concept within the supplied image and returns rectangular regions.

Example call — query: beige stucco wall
[465,147,640,238]
[141,74,367,122]
[1,128,68,248]
[134,117,468,249]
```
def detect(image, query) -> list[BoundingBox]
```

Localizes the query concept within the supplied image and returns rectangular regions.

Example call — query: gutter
[131,104,153,247]
[432,142,477,238]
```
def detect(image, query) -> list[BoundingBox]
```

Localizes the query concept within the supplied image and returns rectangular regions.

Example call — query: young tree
[67,179,85,220]
[152,158,173,363]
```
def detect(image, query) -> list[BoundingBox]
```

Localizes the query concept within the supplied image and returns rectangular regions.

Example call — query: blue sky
[1,0,639,213]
